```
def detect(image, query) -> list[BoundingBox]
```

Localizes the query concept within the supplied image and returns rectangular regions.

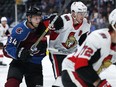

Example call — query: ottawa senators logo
[62,32,77,49]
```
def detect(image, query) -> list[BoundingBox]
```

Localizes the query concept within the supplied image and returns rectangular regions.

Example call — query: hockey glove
[17,47,32,62]
[97,79,111,87]
[30,41,47,56]
[30,44,40,55]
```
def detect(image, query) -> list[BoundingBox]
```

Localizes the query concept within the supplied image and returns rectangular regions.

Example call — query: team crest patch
[64,15,70,21]
[99,33,107,38]
[16,27,23,34]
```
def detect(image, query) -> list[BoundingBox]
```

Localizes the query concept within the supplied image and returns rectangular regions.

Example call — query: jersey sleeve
[53,14,71,30]
[75,32,102,69]
[49,14,64,30]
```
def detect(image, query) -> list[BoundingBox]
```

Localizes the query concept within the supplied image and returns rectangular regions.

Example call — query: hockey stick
[30,0,71,53]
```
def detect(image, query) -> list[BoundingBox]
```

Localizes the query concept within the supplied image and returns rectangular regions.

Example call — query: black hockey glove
[30,41,47,56]
[30,45,40,55]
[97,79,111,87]
[113,62,116,65]
[17,47,32,62]
[48,13,63,30]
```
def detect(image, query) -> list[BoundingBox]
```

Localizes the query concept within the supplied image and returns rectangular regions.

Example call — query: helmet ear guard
[26,6,42,16]
[109,9,116,31]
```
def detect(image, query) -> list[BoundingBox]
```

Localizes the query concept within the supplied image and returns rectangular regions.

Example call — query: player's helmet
[26,6,42,16]
[71,2,87,13]
[1,17,7,22]
[109,9,116,31]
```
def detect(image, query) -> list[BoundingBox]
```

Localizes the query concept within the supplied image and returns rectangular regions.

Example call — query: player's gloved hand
[30,41,47,56]
[17,47,32,62]
[30,45,40,55]
[48,13,58,30]
[97,79,111,87]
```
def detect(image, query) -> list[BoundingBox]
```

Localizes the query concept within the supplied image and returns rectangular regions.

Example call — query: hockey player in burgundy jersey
[3,6,49,87]
[61,9,116,87]
[48,1,91,87]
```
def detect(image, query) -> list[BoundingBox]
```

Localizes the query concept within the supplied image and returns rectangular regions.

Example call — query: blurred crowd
[0,0,115,30]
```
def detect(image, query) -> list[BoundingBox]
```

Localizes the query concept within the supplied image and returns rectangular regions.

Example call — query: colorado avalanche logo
[16,27,23,34]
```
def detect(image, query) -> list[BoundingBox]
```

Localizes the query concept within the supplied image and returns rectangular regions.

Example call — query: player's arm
[78,32,88,46]
[78,18,91,46]
[75,47,101,86]
[5,29,10,36]
[49,14,64,30]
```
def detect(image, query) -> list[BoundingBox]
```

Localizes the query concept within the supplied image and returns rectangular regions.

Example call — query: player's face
[1,21,7,25]
[31,15,42,28]
[75,12,86,23]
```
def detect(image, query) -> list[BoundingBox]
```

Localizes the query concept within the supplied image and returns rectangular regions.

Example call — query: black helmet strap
[27,15,36,28]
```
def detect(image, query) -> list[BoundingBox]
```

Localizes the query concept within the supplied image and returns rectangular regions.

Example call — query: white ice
[0,55,116,87]
[0,55,55,87]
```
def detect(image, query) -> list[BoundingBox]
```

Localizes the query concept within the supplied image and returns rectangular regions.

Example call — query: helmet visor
[76,12,88,17]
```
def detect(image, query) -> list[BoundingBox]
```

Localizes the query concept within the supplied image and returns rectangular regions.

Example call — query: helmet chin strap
[29,21,36,28]
[111,24,116,31]
[72,14,79,24]
[28,16,37,29]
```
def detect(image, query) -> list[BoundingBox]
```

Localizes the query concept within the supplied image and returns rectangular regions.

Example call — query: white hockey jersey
[0,23,9,45]
[62,28,116,72]
[49,13,90,55]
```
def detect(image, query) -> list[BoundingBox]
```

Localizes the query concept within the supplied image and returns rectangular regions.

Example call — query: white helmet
[109,9,116,31]
[71,2,87,13]
[1,17,7,22]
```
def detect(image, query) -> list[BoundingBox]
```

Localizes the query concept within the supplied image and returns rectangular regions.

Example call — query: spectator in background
[0,17,9,66]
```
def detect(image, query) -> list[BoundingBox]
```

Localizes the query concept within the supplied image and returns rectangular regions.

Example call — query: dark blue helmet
[26,6,42,16]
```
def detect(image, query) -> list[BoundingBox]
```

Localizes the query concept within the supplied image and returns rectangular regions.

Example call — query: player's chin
[78,20,83,23]
[34,24,39,28]
[112,40,116,44]
[112,38,116,45]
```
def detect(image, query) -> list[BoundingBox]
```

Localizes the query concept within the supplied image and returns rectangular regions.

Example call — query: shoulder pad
[99,33,107,39]
[64,15,70,21]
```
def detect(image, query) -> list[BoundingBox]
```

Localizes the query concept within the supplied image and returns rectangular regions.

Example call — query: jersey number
[80,45,93,57]
[9,37,17,45]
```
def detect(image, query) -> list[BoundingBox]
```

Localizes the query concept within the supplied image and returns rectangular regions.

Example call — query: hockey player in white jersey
[0,17,9,66]
[61,8,116,87]
[48,1,91,87]
[0,17,9,45]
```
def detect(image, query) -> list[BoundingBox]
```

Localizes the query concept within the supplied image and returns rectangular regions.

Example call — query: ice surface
[0,56,55,87]
[0,55,116,87]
